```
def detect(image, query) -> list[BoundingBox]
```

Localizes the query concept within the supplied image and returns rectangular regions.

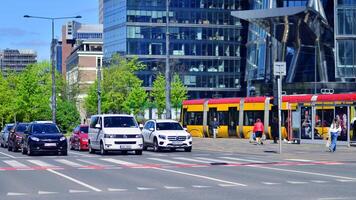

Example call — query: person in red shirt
[253,118,264,145]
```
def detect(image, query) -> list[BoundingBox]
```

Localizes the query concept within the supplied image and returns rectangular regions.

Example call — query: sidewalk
[193,138,356,162]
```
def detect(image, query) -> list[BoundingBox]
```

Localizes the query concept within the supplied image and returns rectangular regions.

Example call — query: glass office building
[103,0,246,98]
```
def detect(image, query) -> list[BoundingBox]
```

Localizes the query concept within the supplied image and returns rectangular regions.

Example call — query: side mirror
[95,124,102,129]
[184,128,188,131]
[149,128,154,132]
[139,124,144,130]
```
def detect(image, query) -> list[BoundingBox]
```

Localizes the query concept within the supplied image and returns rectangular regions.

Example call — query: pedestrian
[329,118,341,152]
[211,117,220,139]
[271,117,278,143]
[253,118,264,145]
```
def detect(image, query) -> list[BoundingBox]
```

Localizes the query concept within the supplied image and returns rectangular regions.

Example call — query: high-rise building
[51,39,62,73]
[61,21,103,77]
[0,49,37,75]
[102,0,247,99]
[99,0,104,24]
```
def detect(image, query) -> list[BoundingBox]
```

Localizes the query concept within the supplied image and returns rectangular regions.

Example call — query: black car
[21,122,67,156]
[8,123,29,152]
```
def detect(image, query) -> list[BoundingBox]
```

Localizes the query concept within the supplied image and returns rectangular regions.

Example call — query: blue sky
[0,0,99,60]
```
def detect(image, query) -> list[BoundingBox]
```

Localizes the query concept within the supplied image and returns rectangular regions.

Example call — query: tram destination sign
[274,62,286,76]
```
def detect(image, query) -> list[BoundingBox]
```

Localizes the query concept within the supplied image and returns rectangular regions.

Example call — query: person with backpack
[329,118,341,152]
[253,118,264,145]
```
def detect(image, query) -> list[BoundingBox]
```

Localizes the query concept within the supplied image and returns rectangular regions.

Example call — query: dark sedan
[21,122,67,156]
[8,123,29,152]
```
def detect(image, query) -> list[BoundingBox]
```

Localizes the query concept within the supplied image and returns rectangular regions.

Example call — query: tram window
[218,112,228,125]
[244,111,264,126]
[316,109,333,127]
[186,112,203,125]
[182,109,188,126]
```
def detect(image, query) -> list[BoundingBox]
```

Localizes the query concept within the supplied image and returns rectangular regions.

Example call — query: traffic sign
[274,62,286,76]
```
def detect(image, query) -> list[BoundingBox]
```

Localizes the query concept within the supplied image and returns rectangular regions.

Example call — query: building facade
[61,21,103,77]
[0,49,37,75]
[51,39,62,73]
[66,40,103,121]
[103,0,247,99]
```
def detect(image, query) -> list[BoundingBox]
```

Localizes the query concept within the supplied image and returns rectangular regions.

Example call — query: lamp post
[24,15,82,123]
[165,0,172,119]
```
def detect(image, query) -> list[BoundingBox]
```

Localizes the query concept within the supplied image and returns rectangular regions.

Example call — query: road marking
[7,192,27,196]
[69,189,89,193]
[286,159,315,162]
[220,157,265,163]
[27,160,57,168]
[38,191,58,195]
[108,188,128,192]
[336,179,356,182]
[69,151,97,157]
[287,181,308,184]
[76,159,113,167]
[174,157,211,163]
[55,159,83,168]
[0,152,17,158]
[311,180,328,183]
[250,165,356,180]
[218,184,240,187]
[148,157,187,165]
[142,151,167,156]
[164,186,184,189]
[318,197,354,200]
[194,157,235,163]
[262,182,280,185]
[47,169,101,192]
[151,167,247,186]
[3,160,29,169]
[101,158,136,166]
[192,185,211,188]
[137,187,156,191]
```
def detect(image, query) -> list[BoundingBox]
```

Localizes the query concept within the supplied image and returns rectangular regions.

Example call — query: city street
[0,139,355,200]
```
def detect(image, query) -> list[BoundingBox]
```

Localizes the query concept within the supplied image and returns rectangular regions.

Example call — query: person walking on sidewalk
[212,117,220,139]
[253,118,264,145]
[329,118,341,152]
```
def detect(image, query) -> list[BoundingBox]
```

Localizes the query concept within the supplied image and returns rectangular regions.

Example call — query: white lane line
[336,179,356,183]
[108,188,128,192]
[148,157,188,165]
[7,192,27,196]
[137,187,156,191]
[38,191,58,195]
[250,165,356,180]
[287,181,308,184]
[194,157,236,163]
[142,151,167,157]
[318,197,354,200]
[286,159,315,162]
[311,180,328,183]
[101,158,137,166]
[76,159,113,167]
[152,167,247,187]
[69,189,89,193]
[220,157,265,163]
[0,151,18,158]
[164,186,184,189]
[173,157,211,164]
[192,185,211,188]
[219,184,240,187]
[27,160,57,168]
[47,169,101,192]
[3,160,29,168]
[262,182,280,185]
[69,151,97,157]
[55,159,83,168]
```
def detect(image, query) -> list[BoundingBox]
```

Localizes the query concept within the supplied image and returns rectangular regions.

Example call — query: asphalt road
[0,144,355,200]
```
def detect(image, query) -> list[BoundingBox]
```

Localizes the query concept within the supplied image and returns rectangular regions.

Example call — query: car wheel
[184,146,192,152]
[7,144,12,152]
[27,145,33,156]
[61,151,68,156]
[21,146,27,154]
[69,142,74,150]
[142,139,147,150]
[135,150,143,155]
[88,142,95,154]
[78,144,82,151]
[153,138,161,152]
[100,142,107,155]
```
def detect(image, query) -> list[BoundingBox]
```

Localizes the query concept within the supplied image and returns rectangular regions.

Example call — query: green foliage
[171,74,187,119]
[56,99,80,133]
[151,74,166,118]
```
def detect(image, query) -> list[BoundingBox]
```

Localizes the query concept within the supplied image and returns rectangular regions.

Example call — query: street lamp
[24,14,81,123]
[165,0,172,119]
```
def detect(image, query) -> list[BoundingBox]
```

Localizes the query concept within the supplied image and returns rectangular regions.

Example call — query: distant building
[66,39,103,121]
[61,21,103,77]
[99,0,103,24]
[0,49,37,75]
[51,39,62,73]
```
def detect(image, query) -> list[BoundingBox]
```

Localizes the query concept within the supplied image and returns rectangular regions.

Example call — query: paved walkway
[193,138,356,162]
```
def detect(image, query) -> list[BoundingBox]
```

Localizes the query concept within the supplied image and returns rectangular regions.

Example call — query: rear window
[156,122,183,131]
[6,125,13,131]
[15,124,29,132]
[32,124,60,134]
[104,116,138,128]
[80,127,89,133]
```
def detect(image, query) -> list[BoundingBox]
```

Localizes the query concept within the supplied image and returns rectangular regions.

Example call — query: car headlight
[187,134,192,139]
[104,134,115,138]
[60,136,66,141]
[135,134,142,138]
[158,135,166,140]
[30,137,40,142]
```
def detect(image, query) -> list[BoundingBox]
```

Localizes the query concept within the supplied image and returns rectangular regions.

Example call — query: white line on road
[38,191,58,195]
[76,159,113,167]
[318,197,354,200]
[220,157,265,163]
[192,185,211,188]
[69,151,97,157]
[27,160,57,168]
[69,190,89,193]
[173,157,212,163]
[311,180,328,183]
[152,167,247,186]
[250,165,356,180]
[0,151,18,158]
[108,188,128,192]
[218,184,240,187]
[142,151,167,156]
[336,179,356,182]
[55,159,83,168]
[164,186,184,189]
[7,192,27,196]
[47,169,101,192]
[194,157,236,163]
[101,158,137,166]
[148,157,188,165]
[137,187,156,191]
[286,181,308,184]
[285,159,315,162]
[3,160,29,168]
[261,182,281,185]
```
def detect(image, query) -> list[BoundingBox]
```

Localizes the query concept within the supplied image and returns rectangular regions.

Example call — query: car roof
[152,119,180,123]
[5,124,14,126]
[91,114,133,117]
[32,121,54,124]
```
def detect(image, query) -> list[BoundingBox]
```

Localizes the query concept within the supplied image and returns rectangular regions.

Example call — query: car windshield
[6,125,13,131]
[15,124,29,132]
[80,127,89,133]
[32,124,60,134]
[156,122,184,130]
[104,116,138,128]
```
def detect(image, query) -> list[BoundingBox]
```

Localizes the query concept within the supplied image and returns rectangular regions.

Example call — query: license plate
[120,145,131,149]
[44,143,56,147]
[172,141,182,145]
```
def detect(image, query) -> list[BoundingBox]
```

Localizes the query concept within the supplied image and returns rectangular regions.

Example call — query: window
[156,122,184,130]
[90,117,98,128]
[103,116,138,128]
[80,127,89,133]
[186,112,203,125]
[15,124,29,132]
[244,111,264,126]
[32,124,60,134]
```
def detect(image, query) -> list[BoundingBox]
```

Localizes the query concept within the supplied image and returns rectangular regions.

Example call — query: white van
[88,114,143,155]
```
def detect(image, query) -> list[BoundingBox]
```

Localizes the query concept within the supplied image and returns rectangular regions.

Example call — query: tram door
[335,106,348,141]
[291,105,302,143]
[228,107,238,137]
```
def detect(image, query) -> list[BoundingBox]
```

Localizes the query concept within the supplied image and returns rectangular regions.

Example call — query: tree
[151,74,166,118]
[56,99,80,133]
[123,83,148,121]
[171,74,187,120]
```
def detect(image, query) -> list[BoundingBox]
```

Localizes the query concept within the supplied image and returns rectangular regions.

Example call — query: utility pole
[165,0,172,119]
[97,58,102,114]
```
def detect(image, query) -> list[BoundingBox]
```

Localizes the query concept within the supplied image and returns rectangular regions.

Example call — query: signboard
[274,62,286,76]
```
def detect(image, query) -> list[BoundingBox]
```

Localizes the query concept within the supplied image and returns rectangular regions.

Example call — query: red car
[69,125,89,151]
